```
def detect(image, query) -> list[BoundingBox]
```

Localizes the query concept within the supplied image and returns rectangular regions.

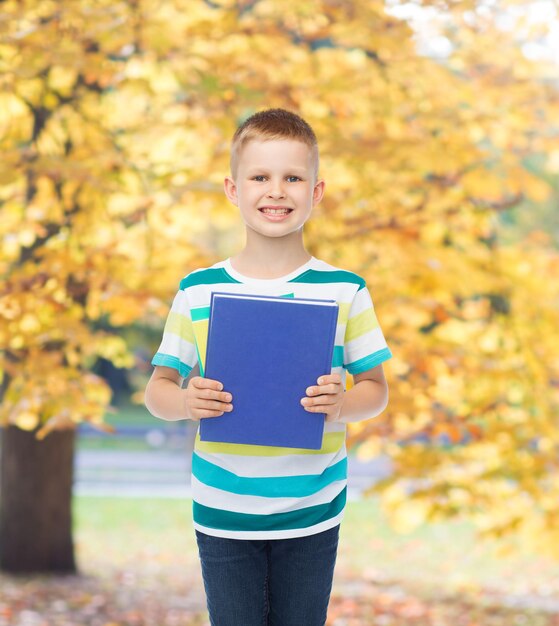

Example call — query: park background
[1,0,559,624]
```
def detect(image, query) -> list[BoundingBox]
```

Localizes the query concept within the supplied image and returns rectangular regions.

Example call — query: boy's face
[224,139,325,239]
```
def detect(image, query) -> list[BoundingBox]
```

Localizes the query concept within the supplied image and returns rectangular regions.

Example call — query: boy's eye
[252,175,301,182]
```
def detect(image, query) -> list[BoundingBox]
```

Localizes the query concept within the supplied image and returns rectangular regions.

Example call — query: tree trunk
[0,425,76,574]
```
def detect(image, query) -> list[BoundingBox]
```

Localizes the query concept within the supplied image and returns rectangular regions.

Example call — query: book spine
[317,305,339,436]
[199,294,216,441]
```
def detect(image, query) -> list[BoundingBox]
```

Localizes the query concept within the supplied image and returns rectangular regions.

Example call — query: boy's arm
[145,364,231,421]
[337,364,389,424]
[145,366,189,421]
[303,364,389,424]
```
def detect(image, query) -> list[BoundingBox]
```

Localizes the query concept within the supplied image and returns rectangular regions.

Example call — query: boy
[144,108,392,626]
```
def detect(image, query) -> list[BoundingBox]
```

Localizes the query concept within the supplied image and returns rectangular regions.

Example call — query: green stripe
[347,347,392,374]
[181,267,241,289]
[192,454,347,498]
[196,343,204,377]
[181,267,365,291]
[194,430,346,456]
[191,306,210,322]
[151,353,193,378]
[191,292,295,323]
[289,269,365,290]
[193,487,347,532]
[333,345,344,368]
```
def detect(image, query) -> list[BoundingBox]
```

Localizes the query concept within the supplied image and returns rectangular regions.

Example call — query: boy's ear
[312,179,325,205]
[224,176,238,206]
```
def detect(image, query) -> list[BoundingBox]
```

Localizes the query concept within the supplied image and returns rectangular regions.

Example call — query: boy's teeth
[261,208,290,214]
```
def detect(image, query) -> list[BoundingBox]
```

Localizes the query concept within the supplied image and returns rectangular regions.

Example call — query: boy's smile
[224,138,325,238]
[258,206,293,221]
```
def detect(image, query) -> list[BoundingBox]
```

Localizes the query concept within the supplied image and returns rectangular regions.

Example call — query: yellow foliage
[0,0,558,558]
[101,295,146,326]
[14,411,40,432]
[380,484,431,534]
[95,335,135,369]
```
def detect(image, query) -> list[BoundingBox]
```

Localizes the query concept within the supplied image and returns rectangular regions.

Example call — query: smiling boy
[145,108,392,625]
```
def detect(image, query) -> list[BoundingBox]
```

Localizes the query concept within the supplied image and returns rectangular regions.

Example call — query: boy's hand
[183,376,233,420]
[300,374,344,423]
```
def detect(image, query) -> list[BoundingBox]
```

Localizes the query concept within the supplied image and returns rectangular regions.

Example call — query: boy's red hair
[230,108,319,181]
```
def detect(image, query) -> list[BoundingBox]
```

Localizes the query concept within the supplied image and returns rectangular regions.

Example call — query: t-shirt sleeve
[343,280,392,375]
[151,287,198,378]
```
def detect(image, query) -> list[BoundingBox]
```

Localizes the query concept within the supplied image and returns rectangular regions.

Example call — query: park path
[73,439,393,500]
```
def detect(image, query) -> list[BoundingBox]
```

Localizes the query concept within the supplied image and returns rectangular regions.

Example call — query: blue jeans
[195,524,340,626]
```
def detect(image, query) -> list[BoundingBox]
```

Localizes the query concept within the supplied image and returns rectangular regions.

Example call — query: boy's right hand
[183,376,233,420]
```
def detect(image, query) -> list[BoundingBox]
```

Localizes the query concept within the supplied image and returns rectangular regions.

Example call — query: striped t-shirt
[151,255,392,540]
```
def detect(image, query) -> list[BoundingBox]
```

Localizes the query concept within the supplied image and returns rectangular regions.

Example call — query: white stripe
[157,333,196,367]
[190,475,347,515]
[349,285,376,316]
[186,279,358,309]
[323,420,347,433]
[345,326,388,364]
[170,288,189,309]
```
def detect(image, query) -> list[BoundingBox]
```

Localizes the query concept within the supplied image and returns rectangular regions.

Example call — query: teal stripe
[333,345,344,368]
[289,269,365,290]
[192,453,347,498]
[346,347,392,374]
[191,306,210,321]
[181,267,366,291]
[151,353,193,378]
[195,343,204,377]
[192,293,294,322]
[181,267,240,289]
[193,487,347,532]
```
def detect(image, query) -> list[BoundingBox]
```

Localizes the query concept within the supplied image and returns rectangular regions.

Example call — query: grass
[1,497,558,625]
[338,497,559,597]
[75,401,559,597]
[104,401,162,428]
[73,495,559,599]
[69,403,559,623]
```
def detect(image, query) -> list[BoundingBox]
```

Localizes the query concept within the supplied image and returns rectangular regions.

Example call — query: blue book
[200,292,339,450]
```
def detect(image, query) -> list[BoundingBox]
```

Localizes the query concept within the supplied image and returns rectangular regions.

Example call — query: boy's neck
[229,250,313,279]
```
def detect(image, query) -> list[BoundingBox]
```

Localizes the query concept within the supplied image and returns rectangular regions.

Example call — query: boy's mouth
[258,207,293,215]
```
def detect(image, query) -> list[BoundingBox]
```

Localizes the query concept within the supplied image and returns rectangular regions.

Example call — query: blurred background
[1,0,558,624]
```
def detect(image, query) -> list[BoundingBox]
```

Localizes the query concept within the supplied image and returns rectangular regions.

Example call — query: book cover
[200,292,339,450]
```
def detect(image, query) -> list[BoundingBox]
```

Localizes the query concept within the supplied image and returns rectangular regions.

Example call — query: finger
[190,407,221,420]
[316,374,342,386]
[323,383,341,394]
[196,409,228,419]
[316,395,338,405]
[199,387,232,403]
[195,399,233,412]
[195,377,224,391]
[301,396,336,409]
[307,383,339,396]
[303,404,330,412]
[194,378,230,401]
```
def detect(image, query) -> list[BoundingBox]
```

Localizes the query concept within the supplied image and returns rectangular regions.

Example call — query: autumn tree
[1,0,558,572]
[0,0,213,573]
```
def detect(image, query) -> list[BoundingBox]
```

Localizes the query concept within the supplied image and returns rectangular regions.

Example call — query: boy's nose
[267,183,286,198]
[266,180,285,198]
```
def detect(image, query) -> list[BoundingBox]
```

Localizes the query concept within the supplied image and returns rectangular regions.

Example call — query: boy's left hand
[300,374,344,423]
